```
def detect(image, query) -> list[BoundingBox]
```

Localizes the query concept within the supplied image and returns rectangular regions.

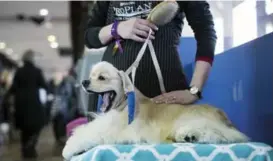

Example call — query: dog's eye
[98,76,105,81]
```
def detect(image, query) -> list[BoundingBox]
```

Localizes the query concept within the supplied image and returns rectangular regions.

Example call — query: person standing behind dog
[85,1,216,105]
[5,50,48,160]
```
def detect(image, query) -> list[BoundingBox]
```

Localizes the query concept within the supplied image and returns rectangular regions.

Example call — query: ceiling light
[6,48,13,55]
[39,9,48,16]
[0,42,6,49]
[50,42,59,49]
[48,35,56,42]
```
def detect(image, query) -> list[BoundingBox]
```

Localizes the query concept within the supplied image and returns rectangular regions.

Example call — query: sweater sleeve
[179,1,217,65]
[85,1,110,49]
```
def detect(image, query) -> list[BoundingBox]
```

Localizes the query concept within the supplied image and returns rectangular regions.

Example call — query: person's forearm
[98,24,114,45]
[190,60,211,91]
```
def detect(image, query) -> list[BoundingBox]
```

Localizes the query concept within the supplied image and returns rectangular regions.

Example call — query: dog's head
[82,61,133,113]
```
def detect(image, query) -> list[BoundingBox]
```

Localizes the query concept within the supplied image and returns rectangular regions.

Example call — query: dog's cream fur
[62,61,248,160]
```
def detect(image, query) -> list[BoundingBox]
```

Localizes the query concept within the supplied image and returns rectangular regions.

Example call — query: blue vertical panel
[178,37,196,83]
[248,33,273,144]
[178,37,197,66]
[178,33,273,146]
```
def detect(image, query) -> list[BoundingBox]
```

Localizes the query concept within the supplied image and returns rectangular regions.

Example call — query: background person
[5,50,48,159]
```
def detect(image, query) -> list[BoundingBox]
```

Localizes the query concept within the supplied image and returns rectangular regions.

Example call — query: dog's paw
[62,142,98,160]
[62,144,81,160]
[174,128,201,143]
[62,136,98,160]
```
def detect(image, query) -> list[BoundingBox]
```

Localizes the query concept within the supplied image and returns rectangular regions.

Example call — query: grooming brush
[147,0,179,26]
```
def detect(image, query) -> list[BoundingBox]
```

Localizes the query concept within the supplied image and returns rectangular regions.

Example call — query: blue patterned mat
[71,142,273,161]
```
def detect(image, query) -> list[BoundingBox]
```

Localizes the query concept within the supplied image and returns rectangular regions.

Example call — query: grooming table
[71,142,273,161]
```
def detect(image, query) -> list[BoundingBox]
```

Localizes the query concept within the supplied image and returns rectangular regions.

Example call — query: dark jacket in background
[7,61,48,131]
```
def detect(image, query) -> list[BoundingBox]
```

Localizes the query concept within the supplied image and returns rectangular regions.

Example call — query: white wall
[181,1,233,54]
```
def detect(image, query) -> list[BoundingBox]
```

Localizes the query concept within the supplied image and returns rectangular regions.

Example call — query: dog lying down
[62,61,248,160]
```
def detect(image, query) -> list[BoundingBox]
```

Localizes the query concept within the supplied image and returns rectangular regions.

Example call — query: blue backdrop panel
[179,33,273,146]
[177,37,196,83]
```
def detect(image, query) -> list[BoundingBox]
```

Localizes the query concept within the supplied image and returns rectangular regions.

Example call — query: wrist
[116,22,124,39]
[111,20,121,39]
[187,85,202,99]
[98,25,114,45]
[189,83,202,91]
[111,20,124,53]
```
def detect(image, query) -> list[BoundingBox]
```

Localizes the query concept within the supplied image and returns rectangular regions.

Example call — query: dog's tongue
[101,93,110,112]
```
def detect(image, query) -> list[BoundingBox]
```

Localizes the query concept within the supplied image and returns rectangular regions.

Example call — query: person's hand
[151,90,199,105]
[117,18,158,42]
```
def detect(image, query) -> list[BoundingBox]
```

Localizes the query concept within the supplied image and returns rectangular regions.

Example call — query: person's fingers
[166,99,177,104]
[131,34,146,42]
[165,96,177,104]
[151,97,163,103]
[137,19,158,31]
[133,29,149,38]
[162,92,176,98]
[136,23,154,33]
[151,93,177,104]
[133,28,155,40]
[149,35,155,40]
[151,94,165,101]
[147,22,158,31]
[150,90,198,105]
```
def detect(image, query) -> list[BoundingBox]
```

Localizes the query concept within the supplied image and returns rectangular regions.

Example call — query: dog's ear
[118,70,134,92]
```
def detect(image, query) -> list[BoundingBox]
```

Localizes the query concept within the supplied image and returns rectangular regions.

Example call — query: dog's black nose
[82,80,90,88]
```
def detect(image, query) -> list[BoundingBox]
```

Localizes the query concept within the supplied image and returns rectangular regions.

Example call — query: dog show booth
[70,32,273,161]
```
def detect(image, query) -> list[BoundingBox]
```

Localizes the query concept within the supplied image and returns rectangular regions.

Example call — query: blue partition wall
[177,37,196,83]
[178,33,273,146]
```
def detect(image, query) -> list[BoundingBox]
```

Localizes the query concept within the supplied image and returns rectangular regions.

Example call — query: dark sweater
[85,1,217,98]
[7,62,48,130]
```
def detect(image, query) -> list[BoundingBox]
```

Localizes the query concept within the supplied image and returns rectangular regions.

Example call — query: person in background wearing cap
[5,49,48,160]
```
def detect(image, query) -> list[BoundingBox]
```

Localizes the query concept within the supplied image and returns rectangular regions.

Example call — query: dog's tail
[214,108,249,143]
[217,123,249,143]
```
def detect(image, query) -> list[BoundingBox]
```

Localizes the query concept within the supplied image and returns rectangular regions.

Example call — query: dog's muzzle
[81,79,116,113]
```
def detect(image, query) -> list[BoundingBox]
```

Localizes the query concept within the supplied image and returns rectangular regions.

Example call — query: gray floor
[1,125,63,161]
